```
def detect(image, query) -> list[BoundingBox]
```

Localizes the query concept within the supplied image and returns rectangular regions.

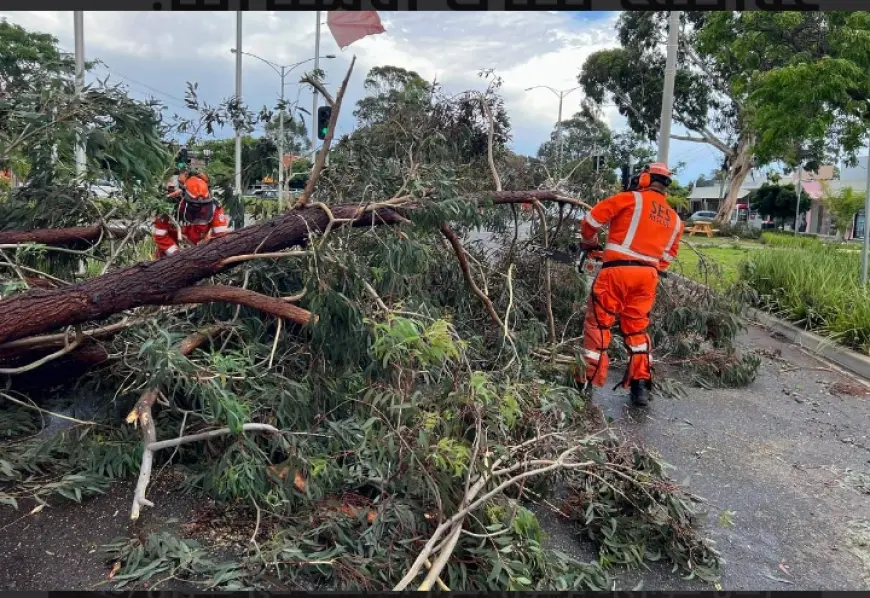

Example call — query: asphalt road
[536,323,870,590]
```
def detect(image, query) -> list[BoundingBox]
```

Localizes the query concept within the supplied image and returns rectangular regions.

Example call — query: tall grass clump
[740,248,870,352]
[759,231,822,250]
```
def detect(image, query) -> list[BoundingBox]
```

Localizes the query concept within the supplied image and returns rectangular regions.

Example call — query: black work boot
[629,379,650,407]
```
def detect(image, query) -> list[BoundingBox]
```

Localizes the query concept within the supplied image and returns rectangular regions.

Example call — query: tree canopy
[579,11,870,223]
[748,182,811,224]
[820,181,865,237]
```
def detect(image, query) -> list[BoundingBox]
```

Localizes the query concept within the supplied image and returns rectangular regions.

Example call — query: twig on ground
[268,318,283,369]
[0,391,98,426]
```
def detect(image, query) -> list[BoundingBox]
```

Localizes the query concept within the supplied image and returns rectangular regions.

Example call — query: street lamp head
[230,48,238,54]
[325,54,337,59]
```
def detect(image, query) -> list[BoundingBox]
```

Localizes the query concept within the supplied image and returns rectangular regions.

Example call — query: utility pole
[234,11,243,201]
[657,10,681,164]
[862,141,870,284]
[556,93,564,176]
[73,11,86,179]
[311,11,321,156]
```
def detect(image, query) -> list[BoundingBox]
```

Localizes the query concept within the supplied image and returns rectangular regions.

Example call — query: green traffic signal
[317,106,332,141]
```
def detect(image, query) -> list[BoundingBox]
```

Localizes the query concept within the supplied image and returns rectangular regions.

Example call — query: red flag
[327,11,385,49]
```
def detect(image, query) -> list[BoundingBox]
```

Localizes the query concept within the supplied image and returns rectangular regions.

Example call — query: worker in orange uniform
[153,174,230,258]
[575,163,683,407]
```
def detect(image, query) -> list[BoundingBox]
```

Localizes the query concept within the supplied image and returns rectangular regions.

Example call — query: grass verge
[674,242,758,288]
[739,247,870,354]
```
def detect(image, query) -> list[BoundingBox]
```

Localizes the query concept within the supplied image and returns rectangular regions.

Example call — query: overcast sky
[0,10,723,184]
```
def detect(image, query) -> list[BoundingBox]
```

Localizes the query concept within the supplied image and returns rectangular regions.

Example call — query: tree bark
[716,132,755,224]
[0,204,404,345]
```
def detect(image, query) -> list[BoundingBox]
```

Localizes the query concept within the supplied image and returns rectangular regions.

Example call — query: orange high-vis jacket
[580,189,683,271]
[152,206,230,258]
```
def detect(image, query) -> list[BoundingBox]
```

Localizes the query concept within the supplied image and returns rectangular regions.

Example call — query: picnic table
[687,221,718,237]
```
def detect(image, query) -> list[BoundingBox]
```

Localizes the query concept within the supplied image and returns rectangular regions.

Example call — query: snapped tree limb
[0,190,587,347]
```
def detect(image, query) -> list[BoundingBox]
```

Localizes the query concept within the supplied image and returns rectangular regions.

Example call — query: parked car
[90,179,120,199]
[688,210,717,222]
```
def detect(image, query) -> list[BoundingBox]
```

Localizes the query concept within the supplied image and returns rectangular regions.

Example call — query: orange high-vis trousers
[578,263,658,388]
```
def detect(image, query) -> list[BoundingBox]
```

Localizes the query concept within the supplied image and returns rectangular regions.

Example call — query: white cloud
[0,10,716,182]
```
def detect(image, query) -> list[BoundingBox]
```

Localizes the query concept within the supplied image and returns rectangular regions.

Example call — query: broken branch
[295,56,356,208]
[167,285,315,327]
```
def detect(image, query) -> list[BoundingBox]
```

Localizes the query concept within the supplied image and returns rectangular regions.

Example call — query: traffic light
[176,147,189,169]
[317,106,332,140]
[620,164,631,190]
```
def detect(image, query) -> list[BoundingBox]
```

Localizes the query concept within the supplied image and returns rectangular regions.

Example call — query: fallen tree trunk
[0,205,403,345]
[0,191,584,345]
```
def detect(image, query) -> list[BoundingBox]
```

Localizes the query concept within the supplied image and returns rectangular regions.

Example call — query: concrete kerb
[666,272,870,383]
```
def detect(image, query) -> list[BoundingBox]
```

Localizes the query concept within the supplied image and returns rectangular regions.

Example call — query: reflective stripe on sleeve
[584,213,603,229]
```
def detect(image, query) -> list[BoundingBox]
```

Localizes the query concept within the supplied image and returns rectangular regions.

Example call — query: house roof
[689,178,866,201]
[818,179,866,195]
[689,185,750,200]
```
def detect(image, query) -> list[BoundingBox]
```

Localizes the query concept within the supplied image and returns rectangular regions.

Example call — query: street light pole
[556,93,564,177]
[234,11,243,201]
[657,10,681,164]
[525,85,580,179]
[73,11,86,179]
[310,12,322,156]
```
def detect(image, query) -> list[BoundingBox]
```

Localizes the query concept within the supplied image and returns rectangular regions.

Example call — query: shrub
[740,247,870,352]
[759,231,821,249]
[716,223,762,240]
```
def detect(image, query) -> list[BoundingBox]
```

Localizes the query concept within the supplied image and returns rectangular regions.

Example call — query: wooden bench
[687,221,719,237]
